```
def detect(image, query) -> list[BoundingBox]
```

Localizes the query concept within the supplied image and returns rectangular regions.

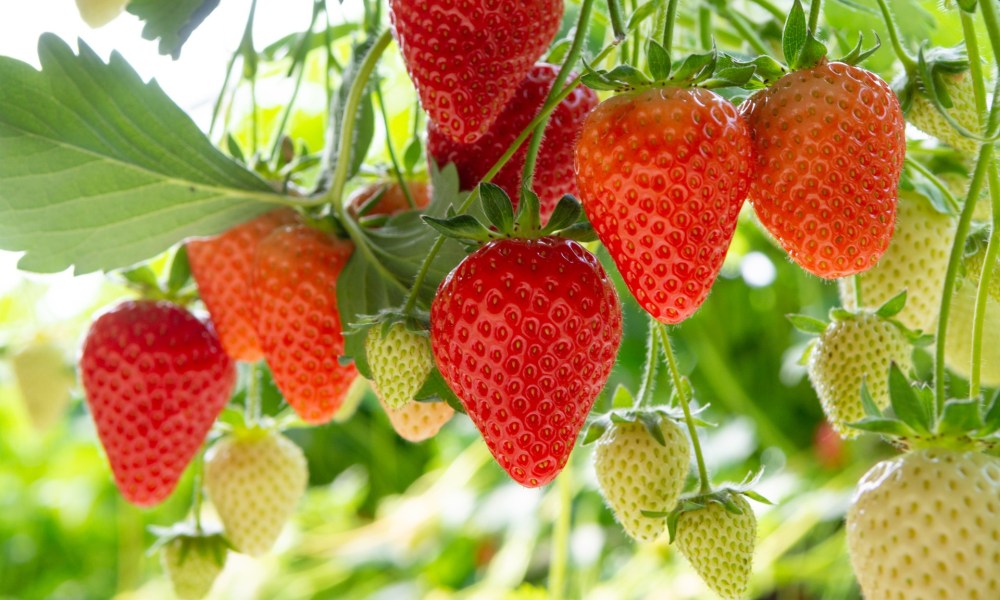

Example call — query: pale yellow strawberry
[593,417,690,542]
[675,494,756,600]
[847,449,1000,600]
[11,341,75,431]
[160,534,227,600]
[907,73,981,157]
[838,193,955,331]
[380,398,454,442]
[205,429,308,556]
[75,0,129,28]
[807,312,913,438]
[366,322,434,410]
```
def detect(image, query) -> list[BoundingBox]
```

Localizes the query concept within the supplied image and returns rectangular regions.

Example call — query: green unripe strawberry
[204,429,308,556]
[847,449,1000,600]
[807,311,913,439]
[675,494,756,599]
[838,192,956,332]
[906,72,981,157]
[365,322,434,410]
[944,251,1000,386]
[593,417,690,542]
[160,533,228,600]
[381,398,454,442]
[10,341,74,431]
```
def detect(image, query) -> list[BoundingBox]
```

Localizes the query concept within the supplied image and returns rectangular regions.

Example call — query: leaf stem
[662,0,681,53]
[375,77,417,209]
[523,0,596,193]
[268,2,323,163]
[807,0,823,33]
[636,318,660,407]
[698,6,712,50]
[658,325,711,494]
[549,457,573,600]
[872,0,916,70]
[245,362,262,425]
[191,449,206,532]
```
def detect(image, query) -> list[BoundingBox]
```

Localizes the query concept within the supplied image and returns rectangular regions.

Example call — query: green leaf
[888,363,932,434]
[782,0,808,67]
[670,51,716,83]
[422,215,495,242]
[580,72,621,91]
[983,389,1000,432]
[787,314,828,335]
[479,183,515,234]
[647,41,671,81]
[626,0,659,31]
[127,0,220,59]
[337,164,471,369]
[875,290,908,319]
[166,246,191,293]
[414,366,466,414]
[582,420,608,445]
[860,379,882,416]
[546,38,573,64]
[849,417,916,436]
[936,398,984,435]
[403,138,423,174]
[0,36,279,274]
[604,64,653,87]
[120,265,160,290]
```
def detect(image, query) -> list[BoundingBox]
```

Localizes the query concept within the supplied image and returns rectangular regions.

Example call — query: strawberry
[838,192,956,332]
[806,310,913,439]
[388,0,563,144]
[79,300,236,506]
[204,428,308,556]
[160,532,228,600]
[251,224,358,424]
[430,235,622,487]
[944,250,1000,386]
[11,341,74,431]
[675,493,756,599]
[75,0,128,28]
[906,72,981,157]
[575,87,753,324]
[346,181,431,218]
[366,322,434,410]
[741,60,906,278]
[187,209,299,362]
[847,449,1000,600]
[428,63,598,221]
[592,414,690,542]
[381,398,455,443]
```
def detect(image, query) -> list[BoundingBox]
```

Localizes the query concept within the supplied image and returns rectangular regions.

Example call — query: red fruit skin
[187,209,300,362]
[575,87,753,324]
[428,63,598,221]
[430,237,623,487]
[389,0,563,144]
[741,61,905,278]
[346,181,431,217]
[79,300,236,507]
[251,225,358,424]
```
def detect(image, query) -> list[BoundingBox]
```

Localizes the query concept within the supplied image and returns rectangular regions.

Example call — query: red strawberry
[428,63,598,221]
[346,181,431,218]
[251,224,358,424]
[388,0,563,144]
[575,87,753,324]
[187,209,299,362]
[79,300,235,507]
[430,236,622,487]
[740,60,906,278]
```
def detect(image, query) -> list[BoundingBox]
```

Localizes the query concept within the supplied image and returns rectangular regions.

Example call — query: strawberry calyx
[117,246,197,307]
[581,47,758,93]
[642,472,771,543]
[148,523,231,565]
[583,385,710,446]
[422,182,595,245]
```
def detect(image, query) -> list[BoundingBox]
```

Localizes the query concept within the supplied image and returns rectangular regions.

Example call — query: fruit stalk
[374,76,417,209]
[934,5,1000,406]
[549,457,573,600]
[402,42,620,313]
[658,325,711,494]
[661,0,681,51]
[521,0,596,193]
[872,0,916,70]
[245,362,261,425]
[807,0,822,32]
[637,319,660,407]
[267,0,323,164]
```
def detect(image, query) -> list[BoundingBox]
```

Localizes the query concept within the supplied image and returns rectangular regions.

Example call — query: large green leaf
[0,35,283,274]
[127,0,220,59]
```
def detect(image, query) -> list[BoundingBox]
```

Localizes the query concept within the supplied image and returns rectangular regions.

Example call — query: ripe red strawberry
[428,63,599,221]
[430,236,622,487]
[741,60,906,278]
[346,181,431,218]
[251,225,358,424]
[575,87,753,324]
[389,0,563,144]
[79,300,235,506]
[187,209,299,362]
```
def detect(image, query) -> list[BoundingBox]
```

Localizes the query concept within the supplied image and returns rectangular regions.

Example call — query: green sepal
[583,403,686,447]
[957,0,978,14]
[604,64,653,89]
[702,54,758,88]
[834,32,881,66]
[875,290,908,319]
[669,50,716,85]
[647,40,671,81]
[782,0,828,70]
[860,379,882,417]
[421,213,497,244]
[935,398,984,436]
[226,133,246,163]
[413,366,466,414]
[480,183,515,234]
[626,1,659,30]
[983,389,1000,433]
[541,196,583,235]
[662,481,768,544]
[612,384,635,409]
[514,187,543,235]
[829,307,855,321]
[558,221,598,243]
[582,419,608,445]
[546,38,572,64]
[747,55,787,85]
[402,138,422,174]
[147,523,231,563]
[798,339,816,366]
[915,46,1000,144]
[166,245,192,294]
[787,313,828,335]
[120,265,160,290]
[887,362,933,435]
[849,416,918,437]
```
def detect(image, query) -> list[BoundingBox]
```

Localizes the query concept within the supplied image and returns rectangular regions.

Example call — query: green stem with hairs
[808,0,823,33]
[662,0,681,52]
[698,6,712,50]
[375,77,417,209]
[637,319,660,407]
[872,0,916,70]
[245,362,262,425]
[522,0,596,193]
[191,450,206,532]
[549,457,573,599]
[658,325,711,494]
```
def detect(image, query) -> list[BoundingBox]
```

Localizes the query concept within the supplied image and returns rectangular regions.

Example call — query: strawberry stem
[662,0,681,53]
[807,0,822,33]
[245,363,262,425]
[374,76,417,210]
[636,318,660,407]
[267,0,322,166]
[658,325,712,495]
[548,455,573,599]
[522,0,596,193]
[872,0,917,71]
[191,449,206,533]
